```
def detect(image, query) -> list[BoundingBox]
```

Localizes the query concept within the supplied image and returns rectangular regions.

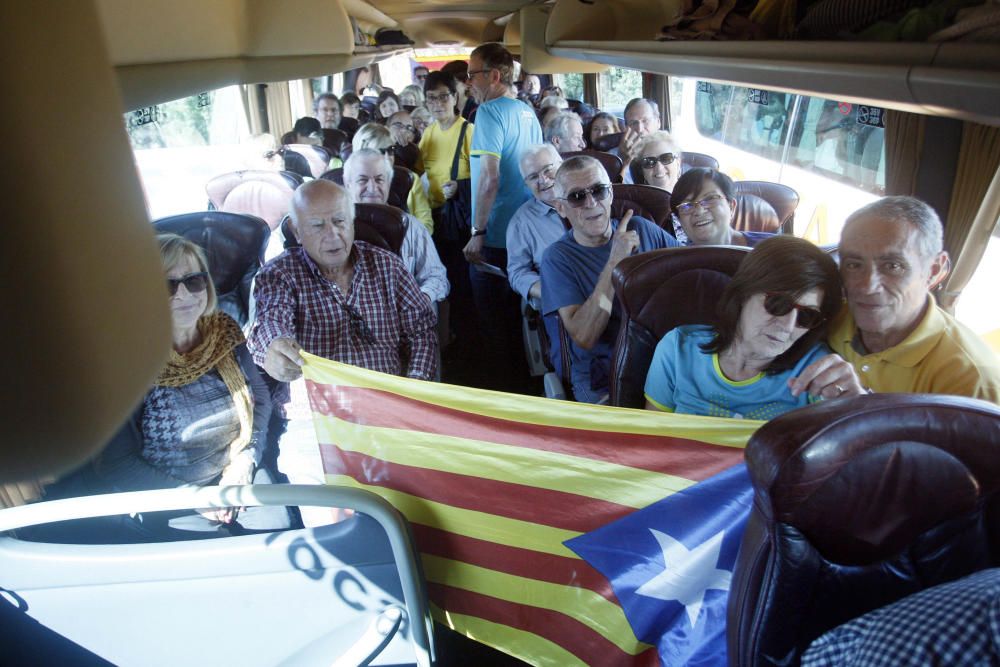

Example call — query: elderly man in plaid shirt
[249,179,438,386]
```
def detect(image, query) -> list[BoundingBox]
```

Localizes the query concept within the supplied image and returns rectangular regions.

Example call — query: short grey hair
[544,112,582,144]
[634,130,682,159]
[518,144,562,177]
[844,196,944,259]
[554,155,609,197]
[343,148,394,206]
[538,95,568,111]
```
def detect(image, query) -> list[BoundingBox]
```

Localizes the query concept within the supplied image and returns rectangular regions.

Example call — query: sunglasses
[639,152,676,170]
[763,292,825,330]
[467,68,494,78]
[341,302,376,345]
[167,272,209,296]
[675,193,726,216]
[561,183,612,207]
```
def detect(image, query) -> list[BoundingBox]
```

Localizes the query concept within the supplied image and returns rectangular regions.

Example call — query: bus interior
[3,0,1000,665]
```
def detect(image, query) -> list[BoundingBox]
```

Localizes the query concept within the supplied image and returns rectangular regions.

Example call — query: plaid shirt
[248,242,438,384]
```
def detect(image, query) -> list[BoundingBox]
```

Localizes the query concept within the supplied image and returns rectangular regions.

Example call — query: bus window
[126,86,251,218]
[554,72,585,102]
[673,77,885,242]
[597,67,643,115]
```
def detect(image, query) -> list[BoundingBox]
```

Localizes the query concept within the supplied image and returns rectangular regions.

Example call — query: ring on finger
[834,384,845,396]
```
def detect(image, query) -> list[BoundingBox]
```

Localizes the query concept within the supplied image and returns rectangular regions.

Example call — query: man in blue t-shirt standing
[463,42,544,392]
[541,156,680,403]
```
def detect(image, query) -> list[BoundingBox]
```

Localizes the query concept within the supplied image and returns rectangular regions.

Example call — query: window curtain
[264,81,294,142]
[884,109,925,196]
[240,84,266,136]
[939,122,1000,312]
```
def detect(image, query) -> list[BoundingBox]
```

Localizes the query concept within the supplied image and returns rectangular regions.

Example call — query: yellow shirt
[418,119,473,209]
[407,179,434,234]
[828,297,1000,404]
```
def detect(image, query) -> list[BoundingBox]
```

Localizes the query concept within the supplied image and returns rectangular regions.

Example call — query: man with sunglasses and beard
[541,156,680,403]
[645,236,863,419]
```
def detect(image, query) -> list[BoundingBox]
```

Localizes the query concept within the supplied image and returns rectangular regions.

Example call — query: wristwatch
[471,227,487,237]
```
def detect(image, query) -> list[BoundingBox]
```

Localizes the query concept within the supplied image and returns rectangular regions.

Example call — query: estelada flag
[301,352,759,666]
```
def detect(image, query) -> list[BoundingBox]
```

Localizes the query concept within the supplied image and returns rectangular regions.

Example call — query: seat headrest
[205,170,296,230]
[611,184,672,231]
[734,180,799,227]
[747,393,1000,565]
[680,152,720,172]
[733,193,780,233]
[559,150,623,184]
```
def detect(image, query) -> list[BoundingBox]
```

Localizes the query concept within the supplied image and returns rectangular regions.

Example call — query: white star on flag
[635,528,732,627]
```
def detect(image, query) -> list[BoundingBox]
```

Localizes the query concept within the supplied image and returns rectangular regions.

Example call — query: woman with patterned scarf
[90,234,284,535]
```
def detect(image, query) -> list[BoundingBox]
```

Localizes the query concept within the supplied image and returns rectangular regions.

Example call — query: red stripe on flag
[321,445,637,533]
[411,523,620,604]
[429,582,661,667]
[308,383,743,478]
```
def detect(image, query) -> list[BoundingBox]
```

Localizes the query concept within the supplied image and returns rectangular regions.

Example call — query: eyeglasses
[415,74,428,80]
[167,272,209,296]
[377,145,396,156]
[763,292,825,330]
[263,148,286,160]
[561,183,612,207]
[467,68,494,78]
[524,164,557,185]
[390,122,416,133]
[341,302,376,345]
[639,152,676,170]
[425,92,452,104]
[675,193,726,216]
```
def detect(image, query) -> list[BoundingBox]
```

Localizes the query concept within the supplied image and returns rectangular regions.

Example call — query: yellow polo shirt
[828,297,1000,404]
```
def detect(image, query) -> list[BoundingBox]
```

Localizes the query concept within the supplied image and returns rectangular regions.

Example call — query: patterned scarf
[156,312,254,471]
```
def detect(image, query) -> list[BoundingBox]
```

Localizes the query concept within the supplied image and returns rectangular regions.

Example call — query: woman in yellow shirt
[418,71,474,214]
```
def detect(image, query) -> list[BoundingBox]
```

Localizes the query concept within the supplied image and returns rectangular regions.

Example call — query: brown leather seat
[728,393,1000,667]
[280,203,405,256]
[205,170,302,231]
[393,142,421,173]
[153,211,270,327]
[681,151,720,172]
[320,165,415,213]
[591,132,623,152]
[560,150,624,184]
[610,184,673,232]
[608,246,749,407]
[732,193,781,233]
[735,180,799,233]
[320,128,349,156]
[284,144,332,178]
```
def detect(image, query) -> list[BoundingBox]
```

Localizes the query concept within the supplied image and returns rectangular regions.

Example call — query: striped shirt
[248,242,438,383]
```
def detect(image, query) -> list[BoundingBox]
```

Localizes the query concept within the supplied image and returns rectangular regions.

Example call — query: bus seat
[591,132,623,152]
[282,150,313,179]
[728,394,1000,667]
[393,143,421,173]
[285,145,332,179]
[280,203,405,256]
[339,117,360,141]
[732,193,781,233]
[205,170,301,231]
[321,166,415,214]
[735,180,800,233]
[681,151,720,173]
[0,485,434,667]
[320,128,350,157]
[609,246,749,408]
[611,183,673,232]
[560,150,624,184]
[152,212,269,328]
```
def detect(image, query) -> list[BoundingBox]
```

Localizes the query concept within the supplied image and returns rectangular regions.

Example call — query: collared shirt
[248,242,438,383]
[505,196,567,306]
[828,295,1000,403]
[470,96,543,249]
[401,211,449,303]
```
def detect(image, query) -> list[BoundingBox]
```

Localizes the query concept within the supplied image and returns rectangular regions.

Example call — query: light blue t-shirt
[541,216,679,400]
[644,325,828,420]
[470,96,543,249]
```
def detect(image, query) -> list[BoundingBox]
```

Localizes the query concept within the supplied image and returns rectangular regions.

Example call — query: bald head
[290,180,355,273]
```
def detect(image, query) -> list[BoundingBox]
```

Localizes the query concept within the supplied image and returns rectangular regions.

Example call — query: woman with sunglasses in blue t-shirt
[644,235,865,420]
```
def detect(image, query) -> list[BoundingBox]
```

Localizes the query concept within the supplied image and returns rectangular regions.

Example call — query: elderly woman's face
[675,179,736,246]
[399,91,418,107]
[167,254,208,332]
[736,288,823,361]
[639,140,681,192]
[379,97,400,118]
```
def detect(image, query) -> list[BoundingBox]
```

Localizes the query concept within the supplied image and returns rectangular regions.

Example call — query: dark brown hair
[703,235,842,373]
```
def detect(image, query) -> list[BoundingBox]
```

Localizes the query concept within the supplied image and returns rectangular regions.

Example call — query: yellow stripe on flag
[325,474,583,557]
[314,414,697,508]
[302,353,759,448]
[430,604,590,667]
[423,555,646,656]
